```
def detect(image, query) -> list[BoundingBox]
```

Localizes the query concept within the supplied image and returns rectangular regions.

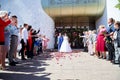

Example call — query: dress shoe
[21,58,27,60]
[13,61,19,64]
[9,62,16,66]
[112,60,119,64]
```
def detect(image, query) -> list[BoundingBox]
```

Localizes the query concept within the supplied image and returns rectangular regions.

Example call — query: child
[42,35,49,53]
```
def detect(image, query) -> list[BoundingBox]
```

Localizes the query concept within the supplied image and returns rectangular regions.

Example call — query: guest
[81,31,89,52]
[3,25,11,66]
[0,11,11,69]
[92,30,97,54]
[8,15,19,66]
[88,30,94,55]
[27,25,33,59]
[42,35,49,53]
[113,21,120,64]
[96,25,107,59]
[18,27,23,56]
[31,29,40,55]
[106,18,115,61]
[57,33,63,52]
[37,35,43,55]
[21,23,28,60]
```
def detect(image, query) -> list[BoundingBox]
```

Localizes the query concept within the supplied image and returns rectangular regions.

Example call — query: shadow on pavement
[0,72,51,80]
[0,53,53,80]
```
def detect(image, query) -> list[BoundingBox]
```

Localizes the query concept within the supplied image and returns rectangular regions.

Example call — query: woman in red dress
[0,12,11,70]
[27,26,33,58]
[96,25,107,59]
[28,28,32,51]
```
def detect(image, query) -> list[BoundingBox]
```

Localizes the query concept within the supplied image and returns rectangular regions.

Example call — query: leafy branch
[115,0,120,10]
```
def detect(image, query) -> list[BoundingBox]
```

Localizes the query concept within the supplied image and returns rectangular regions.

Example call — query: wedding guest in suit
[57,33,63,52]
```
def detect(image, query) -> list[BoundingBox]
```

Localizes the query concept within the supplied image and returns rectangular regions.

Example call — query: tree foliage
[115,0,120,10]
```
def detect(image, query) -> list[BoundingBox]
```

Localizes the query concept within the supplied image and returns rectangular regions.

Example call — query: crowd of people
[0,11,49,70]
[82,18,120,66]
[0,11,120,70]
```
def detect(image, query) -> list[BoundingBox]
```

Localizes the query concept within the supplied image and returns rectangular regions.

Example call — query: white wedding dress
[59,36,72,52]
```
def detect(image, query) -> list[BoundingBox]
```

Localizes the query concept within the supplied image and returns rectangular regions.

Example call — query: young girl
[42,35,49,53]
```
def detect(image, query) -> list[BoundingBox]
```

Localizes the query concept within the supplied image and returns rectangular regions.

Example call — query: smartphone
[8,12,11,16]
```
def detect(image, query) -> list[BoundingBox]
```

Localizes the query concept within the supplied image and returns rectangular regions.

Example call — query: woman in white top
[59,33,72,53]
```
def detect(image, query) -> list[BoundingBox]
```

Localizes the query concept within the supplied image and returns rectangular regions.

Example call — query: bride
[59,33,72,52]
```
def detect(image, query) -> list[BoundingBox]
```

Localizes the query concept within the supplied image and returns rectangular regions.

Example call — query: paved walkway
[0,51,120,80]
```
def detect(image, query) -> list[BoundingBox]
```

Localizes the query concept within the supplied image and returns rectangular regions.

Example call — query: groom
[57,33,63,51]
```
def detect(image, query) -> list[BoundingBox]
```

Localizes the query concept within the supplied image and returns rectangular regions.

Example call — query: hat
[0,11,8,17]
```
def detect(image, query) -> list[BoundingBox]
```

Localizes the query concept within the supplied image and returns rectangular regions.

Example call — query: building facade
[0,0,120,49]
[0,0,55,49]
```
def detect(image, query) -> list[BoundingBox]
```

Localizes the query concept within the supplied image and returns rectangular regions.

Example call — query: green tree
[115,0,120,10]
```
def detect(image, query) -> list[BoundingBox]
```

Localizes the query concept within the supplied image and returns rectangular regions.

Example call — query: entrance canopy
[41,0,105,18]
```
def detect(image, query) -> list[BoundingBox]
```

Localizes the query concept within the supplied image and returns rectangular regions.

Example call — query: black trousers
[109,51,114,60]
[31,39,35,56]
[39,43,42,52]
[84,46,88,52]
[106,43,115,60]
[20,39,26,59]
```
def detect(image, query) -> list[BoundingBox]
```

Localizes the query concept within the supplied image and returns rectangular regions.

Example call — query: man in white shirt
[21,23,28,60]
